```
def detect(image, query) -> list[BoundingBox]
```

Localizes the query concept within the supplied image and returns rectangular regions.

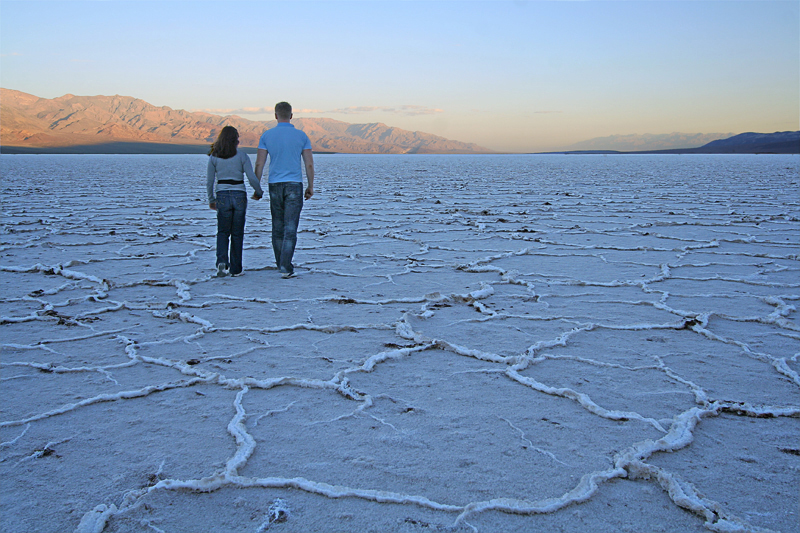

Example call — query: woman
[207,126,263,277]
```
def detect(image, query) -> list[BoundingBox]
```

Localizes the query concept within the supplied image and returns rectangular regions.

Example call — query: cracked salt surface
[1,153,798,533]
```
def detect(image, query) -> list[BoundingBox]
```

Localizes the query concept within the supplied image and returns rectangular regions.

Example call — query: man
[255,102,315,278]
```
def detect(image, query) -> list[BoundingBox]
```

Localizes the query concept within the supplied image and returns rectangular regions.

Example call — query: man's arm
[302,148,314,199]
[255,149,268,180]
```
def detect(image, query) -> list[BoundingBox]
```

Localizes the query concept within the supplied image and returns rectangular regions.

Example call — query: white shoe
[216,264,229,277]
[281,271,297,279]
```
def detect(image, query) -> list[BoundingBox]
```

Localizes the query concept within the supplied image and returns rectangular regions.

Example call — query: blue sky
[1,0,798,151]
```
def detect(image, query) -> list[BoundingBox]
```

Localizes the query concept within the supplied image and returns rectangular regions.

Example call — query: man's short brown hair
[275,102,292,120]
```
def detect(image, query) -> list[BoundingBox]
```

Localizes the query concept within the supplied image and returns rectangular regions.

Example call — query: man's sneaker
[231,271,245,277]
[281,271,297,279]
[216,263,229,277]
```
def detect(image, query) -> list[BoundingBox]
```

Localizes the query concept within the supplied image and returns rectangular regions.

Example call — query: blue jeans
[269,182,304,274]
[215,190,247,275]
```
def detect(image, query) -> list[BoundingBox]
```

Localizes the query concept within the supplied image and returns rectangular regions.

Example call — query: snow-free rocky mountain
[0,89,491,154]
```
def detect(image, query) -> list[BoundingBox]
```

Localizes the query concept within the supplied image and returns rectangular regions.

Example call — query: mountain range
[1,89,797,154]
[0,89,491,154]
[685,131,800,154]
[556,131,799,155]
[562,132,737,152]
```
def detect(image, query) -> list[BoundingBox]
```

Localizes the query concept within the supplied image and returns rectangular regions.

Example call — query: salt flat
[1,153,798,533]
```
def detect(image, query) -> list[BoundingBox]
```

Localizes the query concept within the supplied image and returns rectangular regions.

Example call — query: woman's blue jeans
[215,190,247,275]
[269,182,304,275]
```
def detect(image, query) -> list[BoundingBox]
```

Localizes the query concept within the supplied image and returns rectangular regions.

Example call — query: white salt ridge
[1,154,798,532]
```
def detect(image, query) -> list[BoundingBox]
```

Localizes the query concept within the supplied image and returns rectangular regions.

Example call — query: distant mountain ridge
[0,89,491,154]
[556,131,799,155]
[697,131,800,153]
[562,132,737,152]
[636,131,800,154]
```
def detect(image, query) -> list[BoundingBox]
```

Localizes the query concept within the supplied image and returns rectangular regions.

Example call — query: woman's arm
[207,157,217,209]
[242,152,263,200]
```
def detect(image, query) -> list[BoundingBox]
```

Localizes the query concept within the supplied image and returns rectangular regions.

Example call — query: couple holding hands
[206,102,314,279]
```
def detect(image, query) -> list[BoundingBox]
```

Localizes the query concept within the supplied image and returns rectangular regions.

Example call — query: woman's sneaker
[216,263,229,277]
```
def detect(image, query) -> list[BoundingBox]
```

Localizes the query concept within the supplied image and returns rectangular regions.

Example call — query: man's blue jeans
[269,182,303,274]
[215,190,247,275]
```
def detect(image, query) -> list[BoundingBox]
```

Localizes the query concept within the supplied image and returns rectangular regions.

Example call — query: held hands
[252,193,262,201]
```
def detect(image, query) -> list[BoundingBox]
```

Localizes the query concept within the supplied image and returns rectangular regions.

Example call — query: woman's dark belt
[218,179,244,185]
